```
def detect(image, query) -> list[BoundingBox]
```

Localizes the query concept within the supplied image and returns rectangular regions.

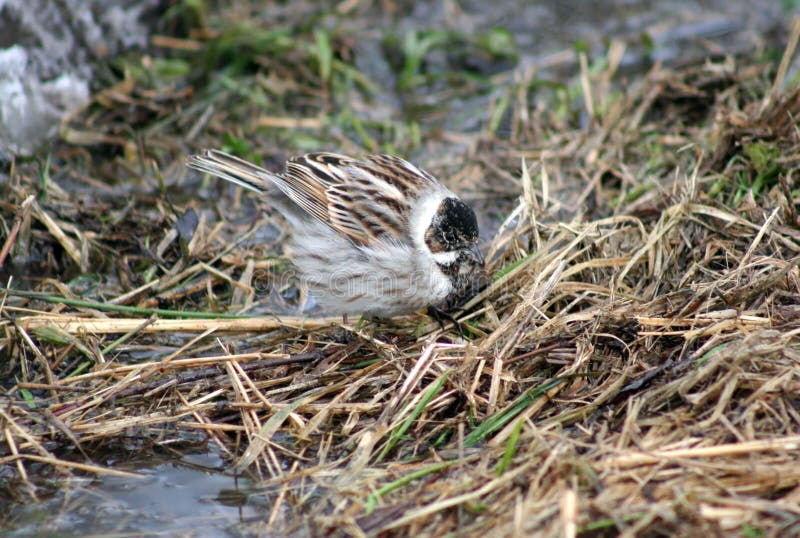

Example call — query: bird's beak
[469,244,490,294]
[469,243,485,266]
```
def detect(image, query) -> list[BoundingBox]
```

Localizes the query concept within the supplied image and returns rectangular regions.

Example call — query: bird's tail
[186,149,275,194]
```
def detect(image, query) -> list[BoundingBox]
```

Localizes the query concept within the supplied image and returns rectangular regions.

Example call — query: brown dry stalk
[603,435,800,467]
[0,194,35,269]
[17,315,340,334]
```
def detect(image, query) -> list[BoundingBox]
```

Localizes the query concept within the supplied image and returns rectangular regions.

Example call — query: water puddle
[6,450,268,537]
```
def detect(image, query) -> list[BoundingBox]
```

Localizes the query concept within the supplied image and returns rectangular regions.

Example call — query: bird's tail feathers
[186,149,276,194]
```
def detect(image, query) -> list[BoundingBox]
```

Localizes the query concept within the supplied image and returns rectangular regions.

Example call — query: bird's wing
[283,153,439,245]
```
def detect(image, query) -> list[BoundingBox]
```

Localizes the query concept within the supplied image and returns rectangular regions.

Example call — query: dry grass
[2,7,800,537]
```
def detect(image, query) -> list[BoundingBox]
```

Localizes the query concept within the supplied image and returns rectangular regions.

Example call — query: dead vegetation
[1,6,800,537]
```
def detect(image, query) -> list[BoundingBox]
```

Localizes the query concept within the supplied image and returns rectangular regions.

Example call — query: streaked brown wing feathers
[281,160,331,224]
[277,152,429,245]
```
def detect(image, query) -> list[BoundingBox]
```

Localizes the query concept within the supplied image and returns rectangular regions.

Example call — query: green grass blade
[2,289,250,319]
[375,372,449,462]
[465,377,563,447]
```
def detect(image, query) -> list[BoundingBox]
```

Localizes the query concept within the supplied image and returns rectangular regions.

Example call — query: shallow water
[6,450,267,537]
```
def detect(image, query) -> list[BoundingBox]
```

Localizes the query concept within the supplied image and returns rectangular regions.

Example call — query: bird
[186,149,487,318]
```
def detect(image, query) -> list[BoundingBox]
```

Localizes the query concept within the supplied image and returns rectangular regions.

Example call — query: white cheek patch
[431,250,458,265]
[411,191,448,250]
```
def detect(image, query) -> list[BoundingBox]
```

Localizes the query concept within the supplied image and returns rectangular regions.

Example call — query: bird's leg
[427,306,465,339]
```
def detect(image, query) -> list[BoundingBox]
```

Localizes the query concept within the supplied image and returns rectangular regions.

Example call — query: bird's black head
[424,197,479,253]
[424,197,487,311]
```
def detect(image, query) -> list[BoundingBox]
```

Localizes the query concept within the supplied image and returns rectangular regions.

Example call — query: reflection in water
[6,450,268,537]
